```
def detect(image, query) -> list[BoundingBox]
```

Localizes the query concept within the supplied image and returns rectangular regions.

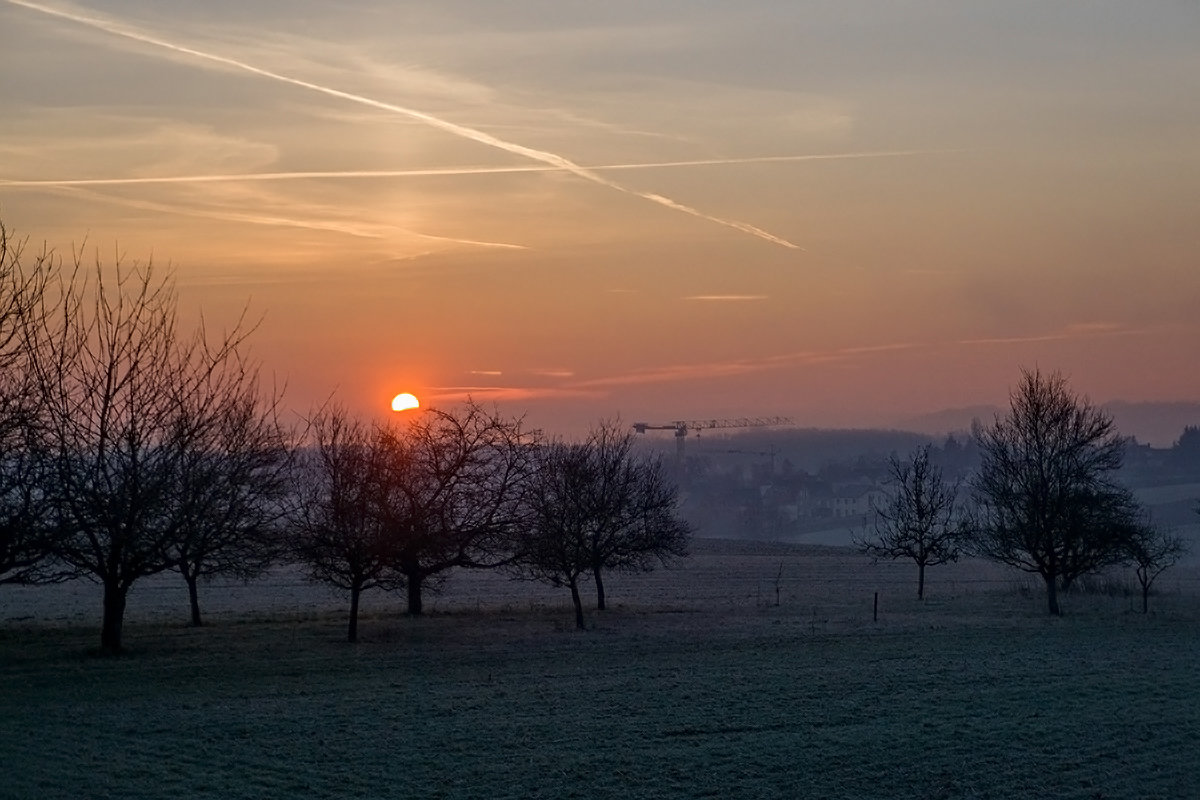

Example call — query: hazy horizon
[4,1,1198,436]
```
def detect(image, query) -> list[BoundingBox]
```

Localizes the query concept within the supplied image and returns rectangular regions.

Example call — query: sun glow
[391,392,420,412]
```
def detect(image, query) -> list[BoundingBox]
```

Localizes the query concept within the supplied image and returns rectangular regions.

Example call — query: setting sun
[391,393,420,412]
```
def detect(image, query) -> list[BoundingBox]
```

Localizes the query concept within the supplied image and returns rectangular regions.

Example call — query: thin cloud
[684,295,768,302]
[427,343,919,403]
[0,151,941,188]
[47,185,390,240]
[425,385,601,403]
[571,343,919,390]
[836,343,919,356]
[467,370,503,376]
[546,108,700,146]
[959,334,1064,346]
[1063,322,1125,335]
[958,323,1134,347]
[44,185,527,250]
[597,150,947,171]
[6,0,800,250]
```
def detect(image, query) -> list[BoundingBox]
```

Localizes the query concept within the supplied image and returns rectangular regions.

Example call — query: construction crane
[631,417,791,461]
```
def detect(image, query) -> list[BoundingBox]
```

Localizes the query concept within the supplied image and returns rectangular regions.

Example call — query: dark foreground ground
[3,541,1199,799]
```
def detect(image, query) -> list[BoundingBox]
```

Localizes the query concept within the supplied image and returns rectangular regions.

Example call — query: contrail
[0,150,937,188]
[5,0,799,249]
[0,167,550,188]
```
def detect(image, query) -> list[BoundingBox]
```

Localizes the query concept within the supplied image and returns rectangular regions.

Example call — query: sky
[2,1,1198,439]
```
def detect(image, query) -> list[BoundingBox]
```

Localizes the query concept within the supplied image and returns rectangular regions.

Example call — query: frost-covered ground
[3,539,1199,799]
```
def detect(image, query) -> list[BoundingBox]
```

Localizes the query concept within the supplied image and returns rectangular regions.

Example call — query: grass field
[3,540,1199,799]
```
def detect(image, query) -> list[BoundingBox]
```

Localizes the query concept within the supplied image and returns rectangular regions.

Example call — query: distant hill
[894,406,1001,437]
[896,401,1200,448]
[1103,402,1200,447]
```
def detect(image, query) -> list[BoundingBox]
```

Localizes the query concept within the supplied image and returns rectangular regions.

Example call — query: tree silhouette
[169,360,289,626]
[288,408,397,643]
[1124,525,1187,614]
[373,402,534,616]
[516,438,596,629]
[855,444,962,600]
[516,424,690,628]
[580,422,689,610]
[969,368,1142,615]
[24,253,258,653]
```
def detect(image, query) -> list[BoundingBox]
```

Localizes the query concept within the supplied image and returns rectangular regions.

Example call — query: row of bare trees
[858,369,1190,615]
[1,223,292,650]
[291,411,689,640]
[1,221,690,649]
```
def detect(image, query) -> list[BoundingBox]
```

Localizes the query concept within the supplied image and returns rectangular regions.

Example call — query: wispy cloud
[425,385,601,403]
[0,117,279,180]
[43,184,527,250]
[1062,322,1126,335]
[684,295,768,302]
[959,322,1135,347]
[570,342,919,390]
[468,370,503,376]
[45,185,391,240]
[421,342,919,405]
[5,0,800,249]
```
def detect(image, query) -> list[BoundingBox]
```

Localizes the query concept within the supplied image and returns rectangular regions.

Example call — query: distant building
[815,484,886,518]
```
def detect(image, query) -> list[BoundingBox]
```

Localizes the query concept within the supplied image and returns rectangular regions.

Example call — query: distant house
[815,484,886,519]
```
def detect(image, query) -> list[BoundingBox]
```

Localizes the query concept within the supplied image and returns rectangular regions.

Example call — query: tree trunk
[1044,572,1061,616]
[569,578,585,630]
[593,563,606,610]
[185,572,203,627]
[1142,584,1149,615]
[406,571,424,616]
[917,561,926,600]
[348,583,361,643]
[101,580,128,654]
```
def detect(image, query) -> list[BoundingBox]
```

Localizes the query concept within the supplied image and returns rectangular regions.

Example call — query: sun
[391,392,420,412]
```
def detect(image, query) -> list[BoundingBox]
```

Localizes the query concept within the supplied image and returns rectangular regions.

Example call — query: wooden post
[873,592,878,622]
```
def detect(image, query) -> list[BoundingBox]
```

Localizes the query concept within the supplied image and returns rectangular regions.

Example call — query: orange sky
[3,1,1198,437]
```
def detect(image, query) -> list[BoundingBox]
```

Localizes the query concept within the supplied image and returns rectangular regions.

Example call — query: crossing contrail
[5,0,802,249]
[0,150,935,188]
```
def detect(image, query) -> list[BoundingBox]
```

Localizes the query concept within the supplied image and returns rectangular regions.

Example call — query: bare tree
[515,439,595,629]
[23,250,257,653]
[0,221,57,583]
[288,408,396,643]
[969,368,1142,615]
[581,422,689,610]
[169,359,290,626]
[515,424,690,628]
[855,444,961,600]
[1124,525,1187,614]
[373,402,535,615]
